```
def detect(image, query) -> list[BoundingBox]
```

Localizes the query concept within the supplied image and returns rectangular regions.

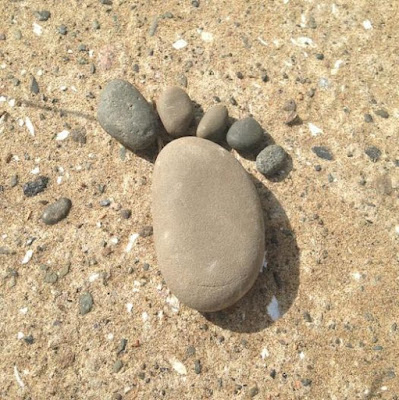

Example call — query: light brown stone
[196,105,228,143]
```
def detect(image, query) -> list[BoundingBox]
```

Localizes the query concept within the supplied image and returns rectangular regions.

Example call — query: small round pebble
[41,198,72,225]
[364,113,373,123]
[157,86,194,137]
[315,53,324,60]
[365,146,381,162]
[79,292,94,315]
[120,209,132,219]
[256,145,287,176]
[226,117,264,152]
[196,105,229,143]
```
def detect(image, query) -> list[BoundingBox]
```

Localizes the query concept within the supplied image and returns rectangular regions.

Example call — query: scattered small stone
[13,78,21,86]
[97,79,158,151]
[249,387,259,397]
[186,346,196,356]
[157,86,194,137]
[285,111,302,126]
[270,369,277,379]
[0,33,5,41]
[261,73,269,82]
[374,109,389,119]
[139,225,153,237]
[315,53,324,60]
[226,117,264,152]
[163,12,174,19]
[149,17,158,36]
[93,20,100,30]
[312,146,333,161]
[30,76,39,94]
[120,209,132,219]
[35,10,51,21]
[236,71,244,79]
[309,16,317,29]
[196,105,229,143]
[194,360,202,374]
[79,292,94,315]
[23,176,49,197]
[328,173,334,183]
[44,271,58,284]
[78,44,88,52]
[0,247,15,255]
[365,146,381,162]
[364,113,373,123]
[113,360,123,373]
[10,175,18,187]
[303,311,313,322]
[100,199,111,207]
[117,338,127,354]
[256,145,288,176]
[283,100,296,112]
[111,394,122,400]
[307,88,316,97]
[41,198,72,225]
[229,97,238,106]
[58,263,70,279]
[213,96,221,103]
[192,0,200,7]
[301,378,312,387]
[100,0,112,4]
[24,335,34,345]
[71,128,87,144]
[373,345,383,351]
[143,263,150,271]
[314,165,322,172]
[132,64,139,73]
[57,25,68,35]
[177,74,188,88]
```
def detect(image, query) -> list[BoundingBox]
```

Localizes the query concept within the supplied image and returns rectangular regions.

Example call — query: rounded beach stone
[41,198,72,225]
[226,117,264,152]
[157,86,194,137]
[152,137,265,312]
[196,105,228,143]
[97,79,158,151]
[256,145,288,176]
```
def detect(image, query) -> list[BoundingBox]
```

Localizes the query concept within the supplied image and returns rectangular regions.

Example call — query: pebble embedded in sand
[256,145,288,176]
[97,79,158,151]
[196,105,228,143]
[157,86,194,137]
[226,117,264,152]
[41,198,72,225]
[152,137,265,312]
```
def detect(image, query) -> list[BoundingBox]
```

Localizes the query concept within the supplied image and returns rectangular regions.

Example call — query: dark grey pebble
[79,292,93,315]
[270,369,276,379]
[35,10,51,21]
[285,111,302,126]
[113,360,123,373]
[97,79,158,151]
[315,53,324,60]
[194,360,202,374]
[261,73,269,82]
[236,71,244,79]
[249,387,259,397]
[100,199,111,207]
[57,25,68,35]
[100,0,113,4]
[314,165,322,171]
[256,145,288,176]
[41,198,72,225]
[90,63,96,74]
[78,44,88,52]
[301,378,312,387]
[226,117,263,152]
[120,209,132,219]
[23,176,49,197]
[139,225,153,237]
[117,338,127,354]
[192,0,199,7]
[143,263,150,271]
[24,335,35,344]
[365,146,381,162]
[364,113,373,123]
[213,96,221,103]
[30,76,39,94]
[44,270,58,283]
[312,146,333,161]
[229,97,238,106]
[132,64,139,73]
[374,109,389,119]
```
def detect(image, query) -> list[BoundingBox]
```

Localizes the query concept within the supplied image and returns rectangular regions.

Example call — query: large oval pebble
[152,137,265,312]
[97,79,158,151]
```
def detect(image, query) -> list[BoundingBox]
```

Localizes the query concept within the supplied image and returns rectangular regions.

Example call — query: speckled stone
[256,145,288,176]
[41,198,72,225]
[152,137,265,312]
[226,117,264,152]
[196,105,229,143]
[97,79,158,151]
[79,292,93,315]
[156,86,194,137]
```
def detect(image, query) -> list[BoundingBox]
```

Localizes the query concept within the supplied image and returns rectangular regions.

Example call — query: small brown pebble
[283,100,296,112]
[121,209,132,219]
[139,225,153,237]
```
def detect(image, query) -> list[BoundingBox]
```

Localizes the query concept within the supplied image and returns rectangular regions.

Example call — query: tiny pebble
[301,378,312,387]
[374,109,389,119]
[23,176,49,197]
[315,53,324,60]
[93,20,100,30]
[79,292,94,315]
[312,146,333,161]
[256,145,288,176]
[41,198,72,225]
[186,346,196,356]
[120,209,132,219]
[249,387,259,398]
[194,360,202,374]
[44,271,58,284]
[236,71,244,79]
[113,360,123,373]
[57,25,68,35]
[365,146,381,162]
[314,165,322,172]
[283,99,296,112]
[364,113,373,123]
[192,0,200,7]
[24,335,34,345]
[303,311,313,322]
[270,369,276,379]
[229,97,237,106]
[30,76,39,94]
[100,199,111,207]
[35,10,51,21]
[139,226,153,237]
[10,175,19,187]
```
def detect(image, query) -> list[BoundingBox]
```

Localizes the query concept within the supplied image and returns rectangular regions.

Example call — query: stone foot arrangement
[97,79,289,311]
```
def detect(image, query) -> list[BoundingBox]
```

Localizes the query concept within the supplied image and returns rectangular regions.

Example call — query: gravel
[256,145,288,176]
[365,146,381,162]
[374,109,389,119]
[364,113,373,123]
[79,292,94,315]
[249,387,259,397]
[44,271,58,284]
[30,76,39,94]
[23,176,49,197]
[312,146,334,161]
[35,10,51,21]
[57,25,68,35]
[113,360,123,373]
[194,360,202,374]
[120,209,132,219]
